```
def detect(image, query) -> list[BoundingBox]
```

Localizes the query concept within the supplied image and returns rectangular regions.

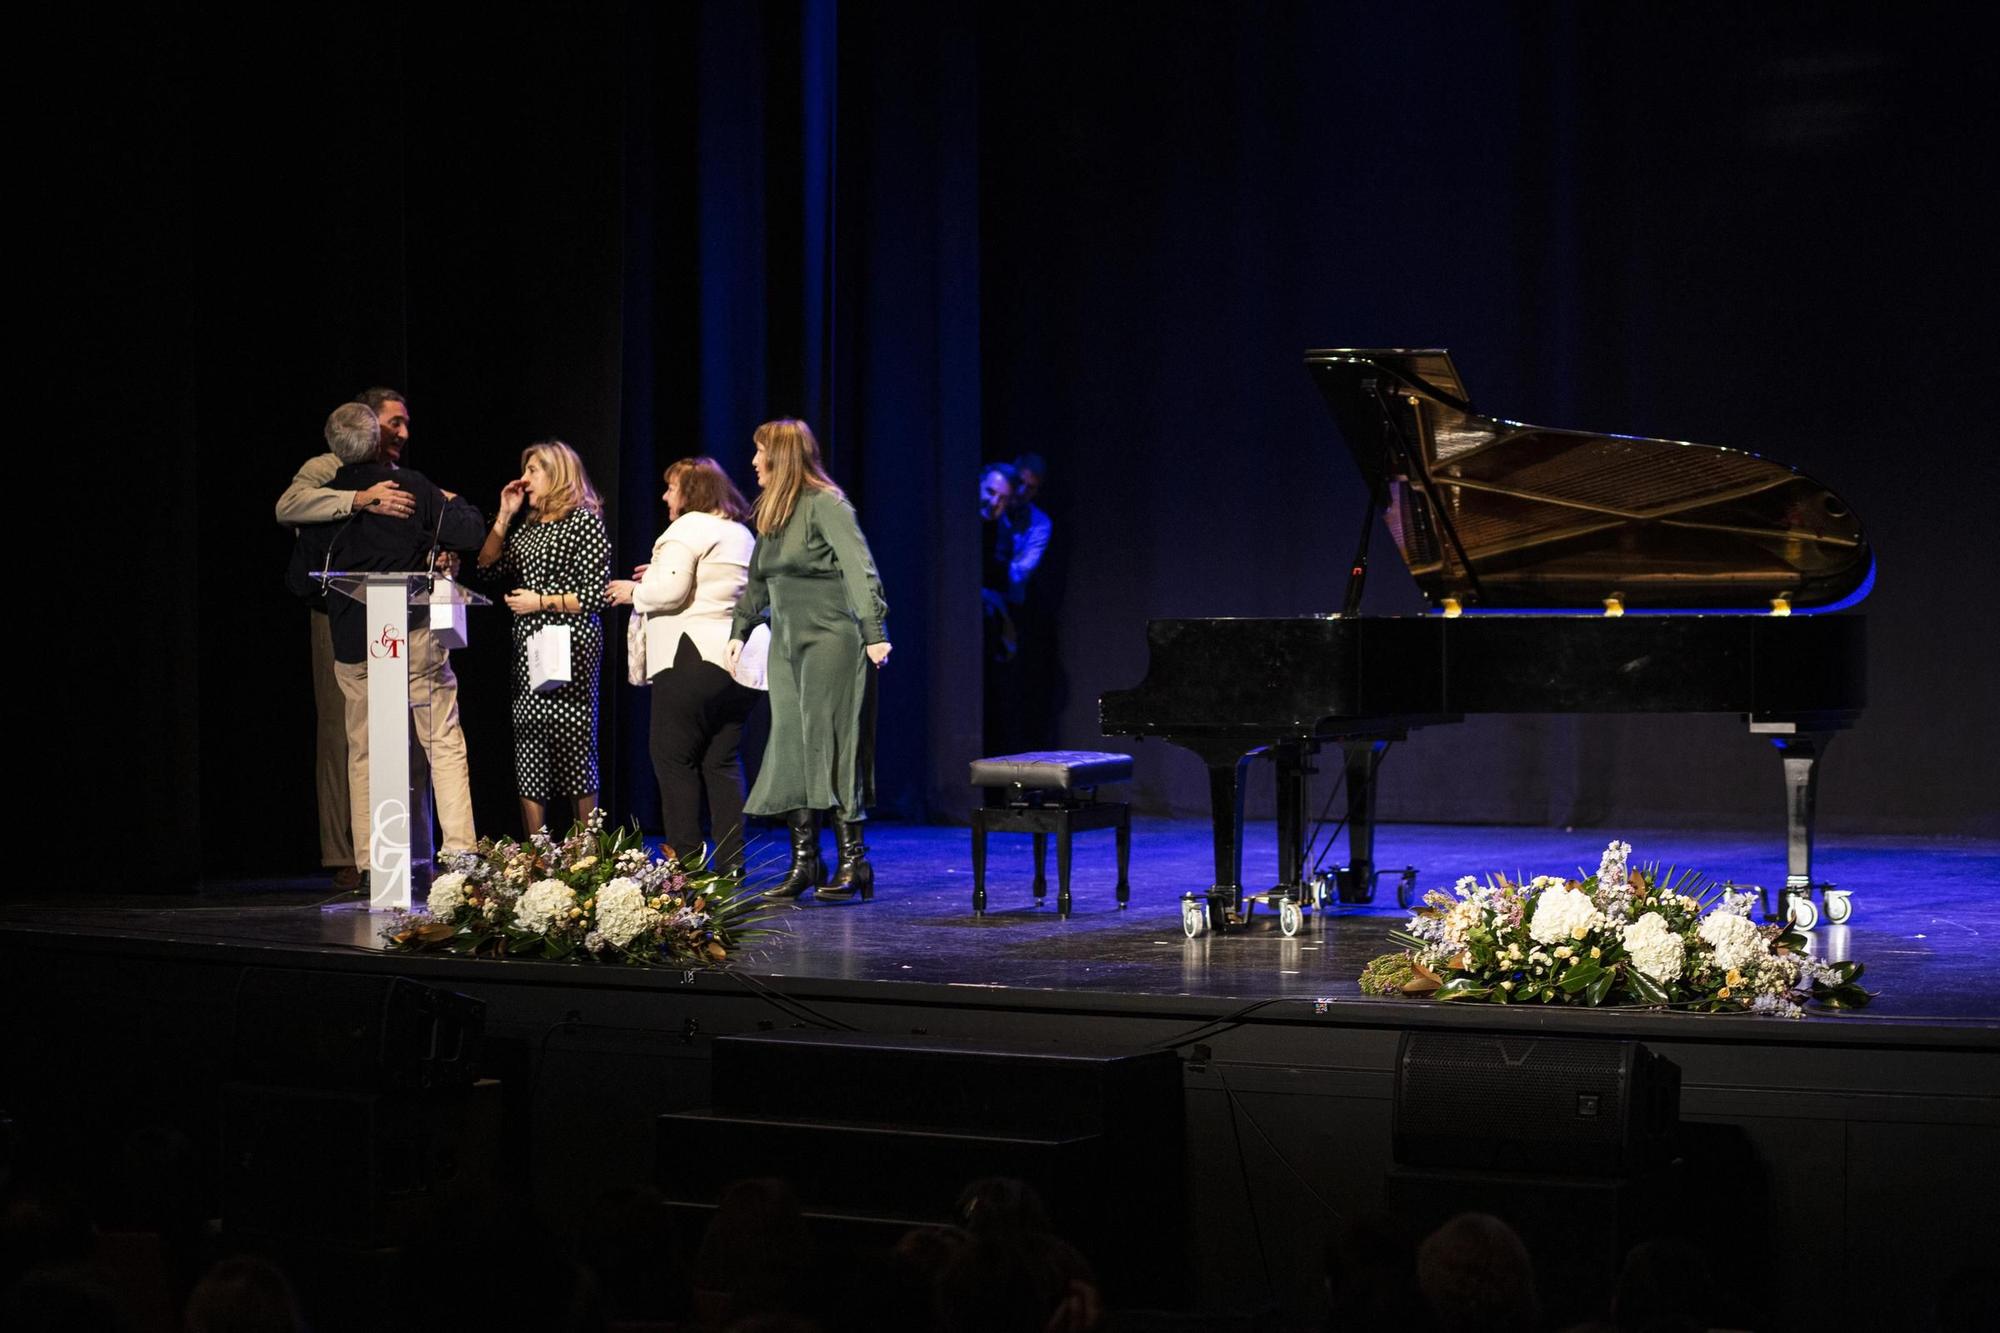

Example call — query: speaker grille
[1393,1032,1677,1175]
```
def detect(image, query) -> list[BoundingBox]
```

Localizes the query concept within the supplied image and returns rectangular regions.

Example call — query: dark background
[54,0,1997,885]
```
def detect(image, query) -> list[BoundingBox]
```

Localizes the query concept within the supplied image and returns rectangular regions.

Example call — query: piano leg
[1192,747,1251,916]
[1273,743,1312,898]
[1749,723,1838,923]
[1339,740,1387,904]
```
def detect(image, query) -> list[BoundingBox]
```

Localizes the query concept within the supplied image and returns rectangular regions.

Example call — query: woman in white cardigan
[606,458,761,874]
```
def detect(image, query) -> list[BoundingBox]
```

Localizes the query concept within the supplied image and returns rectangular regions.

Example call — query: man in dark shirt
[304,402,487,885]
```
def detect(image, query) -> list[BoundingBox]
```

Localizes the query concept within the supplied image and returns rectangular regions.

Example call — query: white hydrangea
[1623,911,1686,983]
[516,879,576,934]
[427,871,469,918]
[1698,909,1768,972]
[1529,886,1604,946]
[594,877,653,948]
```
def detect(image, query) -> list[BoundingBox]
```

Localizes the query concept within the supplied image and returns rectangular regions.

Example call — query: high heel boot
[817,818,874,902]
[764,810,824,899]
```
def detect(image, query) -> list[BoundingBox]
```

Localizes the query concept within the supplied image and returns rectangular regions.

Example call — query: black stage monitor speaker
[230,968,484,1094]
[1393,1031,1679,1175]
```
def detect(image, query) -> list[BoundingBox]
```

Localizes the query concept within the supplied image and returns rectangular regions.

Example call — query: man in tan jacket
[276,388,418,890]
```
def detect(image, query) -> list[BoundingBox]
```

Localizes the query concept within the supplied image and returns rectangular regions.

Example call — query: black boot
[818,818,874,902]
[764,810,824,899]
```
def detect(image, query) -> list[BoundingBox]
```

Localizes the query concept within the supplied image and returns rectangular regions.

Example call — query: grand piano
[1100,348,1870,935]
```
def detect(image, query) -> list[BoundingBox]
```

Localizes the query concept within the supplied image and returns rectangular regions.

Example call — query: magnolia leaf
[1411,959,1443,984]
[1445,953,1468,972]
[416,923,457,943]
[706,942,727,962]
[1400,975,1441,996]
[1627,969,1669,1005]
[1560,961,1603,994]
[1586,968,1616,1006]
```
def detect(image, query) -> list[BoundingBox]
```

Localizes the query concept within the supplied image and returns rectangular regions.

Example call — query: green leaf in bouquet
[1560,960,1603,994]
[1627,968,1669,1006]
[1814,984,1876,1009]
[1436,976,1492,1002]
[1585,967,1616,1006]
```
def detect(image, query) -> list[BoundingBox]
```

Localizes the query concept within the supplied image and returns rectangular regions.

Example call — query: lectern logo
[370,624,405,659]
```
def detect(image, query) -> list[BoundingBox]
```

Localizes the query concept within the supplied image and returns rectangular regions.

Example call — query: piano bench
[969,751,1134,920]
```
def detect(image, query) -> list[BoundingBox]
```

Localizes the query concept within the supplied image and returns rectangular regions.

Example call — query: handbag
[526,623,573,694]
[626,610,650,686]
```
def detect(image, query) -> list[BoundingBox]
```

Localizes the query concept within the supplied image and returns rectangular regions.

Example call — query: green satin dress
[731,489,889,821]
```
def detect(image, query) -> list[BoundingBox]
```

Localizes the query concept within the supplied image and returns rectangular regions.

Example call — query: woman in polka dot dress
[474,440,611,835]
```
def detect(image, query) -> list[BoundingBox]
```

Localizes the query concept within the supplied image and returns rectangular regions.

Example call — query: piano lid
[1304,349,1873,613]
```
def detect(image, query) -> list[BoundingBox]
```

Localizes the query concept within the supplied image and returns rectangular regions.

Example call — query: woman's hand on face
[724,639,744,672]
[604,579,635,606]
[503,588,541,616]
[498,479,529,517]
[866,641,892,668]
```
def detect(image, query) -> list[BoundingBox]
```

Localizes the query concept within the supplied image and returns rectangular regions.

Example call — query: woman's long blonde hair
[522,439,603,523]
[750,418,843,535]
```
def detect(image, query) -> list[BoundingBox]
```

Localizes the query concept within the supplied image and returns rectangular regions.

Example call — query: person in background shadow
[1007,453,1062,751]
[980,462,1022,750]
[1416,1212,1541,1333]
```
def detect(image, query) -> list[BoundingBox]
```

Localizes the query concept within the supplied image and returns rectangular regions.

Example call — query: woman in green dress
[726,419,891,901]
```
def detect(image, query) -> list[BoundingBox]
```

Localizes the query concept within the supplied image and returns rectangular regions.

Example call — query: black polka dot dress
[492,508,611,801]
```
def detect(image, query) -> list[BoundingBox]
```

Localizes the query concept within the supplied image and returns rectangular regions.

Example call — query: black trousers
[649,635,762,870]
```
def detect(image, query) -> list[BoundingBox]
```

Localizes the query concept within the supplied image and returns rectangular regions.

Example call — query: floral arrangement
[382,810,774,966]
[1358,841,1872,1018]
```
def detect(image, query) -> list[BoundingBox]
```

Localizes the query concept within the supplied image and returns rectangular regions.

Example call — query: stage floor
[6,818,1996,1027]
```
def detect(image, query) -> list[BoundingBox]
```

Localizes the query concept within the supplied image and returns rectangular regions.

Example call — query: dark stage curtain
[56,0,1996,886]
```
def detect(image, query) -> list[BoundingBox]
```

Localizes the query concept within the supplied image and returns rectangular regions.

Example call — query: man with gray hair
[297,401,486,888]
[278,390,418,890]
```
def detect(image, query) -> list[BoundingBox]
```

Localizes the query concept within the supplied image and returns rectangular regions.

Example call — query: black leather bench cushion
[968,750,1134,790]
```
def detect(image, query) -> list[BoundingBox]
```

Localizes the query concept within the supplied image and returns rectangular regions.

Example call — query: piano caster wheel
[1396,868,1418,910]
[1279,900,1303,937]
[1181,898,1207,939]
[1308,872,1333,909]
[1784,891,1820,931]
[1824,889,1852,924]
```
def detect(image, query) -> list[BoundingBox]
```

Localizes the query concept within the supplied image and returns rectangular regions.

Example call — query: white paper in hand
[527,623,574,694]
[732,623,772,691]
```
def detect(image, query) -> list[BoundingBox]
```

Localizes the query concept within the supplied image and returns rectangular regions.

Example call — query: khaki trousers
[334,627,478,872]
[311,611,354,867]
